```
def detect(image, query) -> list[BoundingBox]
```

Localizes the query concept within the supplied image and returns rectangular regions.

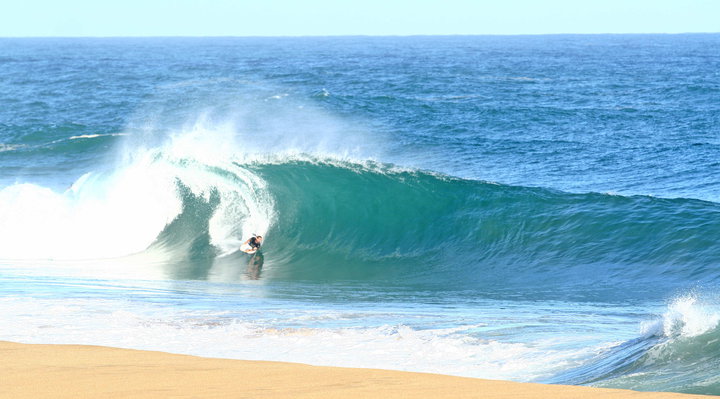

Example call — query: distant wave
[68,133,128,140]
[0,143,24,152]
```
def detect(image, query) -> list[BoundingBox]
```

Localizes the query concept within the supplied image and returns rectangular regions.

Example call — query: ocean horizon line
[1,32,719,39]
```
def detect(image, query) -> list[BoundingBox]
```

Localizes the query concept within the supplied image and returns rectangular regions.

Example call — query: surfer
[244,235,263,252]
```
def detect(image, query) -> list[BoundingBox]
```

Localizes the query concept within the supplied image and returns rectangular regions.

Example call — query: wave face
[249,160,720,294]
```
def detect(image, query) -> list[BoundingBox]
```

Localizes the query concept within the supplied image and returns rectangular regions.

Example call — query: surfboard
[240,243,258,254]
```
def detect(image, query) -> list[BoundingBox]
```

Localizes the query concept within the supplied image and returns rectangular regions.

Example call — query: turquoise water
[1,35,719,394]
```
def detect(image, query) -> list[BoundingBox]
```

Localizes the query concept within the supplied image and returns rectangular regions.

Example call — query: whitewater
[1,35,719,395]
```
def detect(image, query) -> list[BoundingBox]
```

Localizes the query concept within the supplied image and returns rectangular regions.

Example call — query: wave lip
[644,294,720,339]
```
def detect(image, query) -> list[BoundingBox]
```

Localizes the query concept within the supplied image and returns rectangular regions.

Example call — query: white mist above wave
[123,82,382,164]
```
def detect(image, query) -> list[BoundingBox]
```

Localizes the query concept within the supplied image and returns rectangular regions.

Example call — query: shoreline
[0,341,710,398]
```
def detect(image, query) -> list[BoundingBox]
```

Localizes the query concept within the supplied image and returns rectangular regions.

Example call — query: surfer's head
[256,235,263,242]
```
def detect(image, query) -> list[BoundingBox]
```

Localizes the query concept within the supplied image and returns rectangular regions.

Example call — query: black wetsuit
[248,237,261,250]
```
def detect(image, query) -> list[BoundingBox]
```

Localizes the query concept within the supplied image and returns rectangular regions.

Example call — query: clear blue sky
[1,0,718,37]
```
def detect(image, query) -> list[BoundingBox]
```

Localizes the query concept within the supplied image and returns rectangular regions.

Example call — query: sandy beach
[0,341,710,399]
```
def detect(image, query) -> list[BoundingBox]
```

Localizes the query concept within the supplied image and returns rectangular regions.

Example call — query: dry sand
[0,341,710,398]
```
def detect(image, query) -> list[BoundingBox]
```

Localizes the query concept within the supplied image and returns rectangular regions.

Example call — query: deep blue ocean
[1,35,719,394]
